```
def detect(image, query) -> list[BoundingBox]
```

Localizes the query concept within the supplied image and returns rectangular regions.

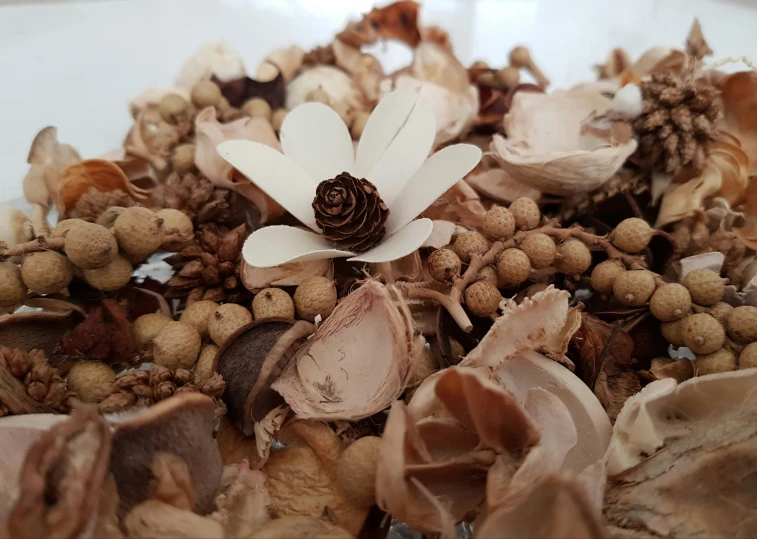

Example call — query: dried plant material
[466,168,541,204]
[175,41,246,90]
[251,516,352,539]
[272,281,418,420]
[596,48,632,80]
[194,108,285,225]
[0,309,81,355]
[211,71,285,109]
[241,259,334,292]
[256,45,305,83]
[678,251,725,278]
[686,19,713,60]
[377,367,543,536]
[148,452,197,511]
[58,159,150,218]
[129,88,191,119]
[371,250,425,284]
[332,39,384,104]
[337,0,421,48]
[263,420,368,534]
[216,416,264,467]
[0,203,34,255]
[656,139,749,227]
[109,393,223,518]
[477,474,604,539]
[421,220,467,250]
[604,370,757,538]
[124,499,225,539]
[0,346,69,416]
[462,286,571,369]
[286,65,365,111]
[733,161,757,249]
[491,90,637,196]
[540,306,583,364]
[422,179,487,229]
[58,299,135,364]
[717,71,757,175]
[74,187,136,222]
[7,406,112,539]
[212,462,270,535]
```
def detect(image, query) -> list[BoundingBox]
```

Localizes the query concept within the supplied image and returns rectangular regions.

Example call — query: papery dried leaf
[124,499,225,539]
[175,41,246,90]
[148,452,197,511]
[466,168,540,204]
[422,179,487,229]
[58,159,149,217]
[212,71,285,109]
[337,0,421,48]
[214,463,270,536]
[421,220,466,249]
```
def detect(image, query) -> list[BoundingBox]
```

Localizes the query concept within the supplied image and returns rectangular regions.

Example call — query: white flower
[218,90,482,268]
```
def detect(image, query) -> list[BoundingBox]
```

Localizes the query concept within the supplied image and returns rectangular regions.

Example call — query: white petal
[348,218,433,263]
[354,90,421,177]
[386,144,482,235]
[242,226,354,268]
[280,102,355,181]
[217,140,319,231]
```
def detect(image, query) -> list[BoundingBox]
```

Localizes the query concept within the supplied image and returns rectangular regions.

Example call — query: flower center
[312,172,389,253]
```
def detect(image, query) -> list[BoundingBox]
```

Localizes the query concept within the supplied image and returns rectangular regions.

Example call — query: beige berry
[243,98,272,121]
[159,93,189,123]
[661,318,687,347]
[179,300,219,339]
[351,110,370,139]
[519,233,556,269]
[427,249,462,282]
[191,80,222,108]
[649,283,691,322]
[482,206,516,241]
[336,436,382,507]
[739,342,757,369]
[613,270,656,306]
[554,239,592,276]
[195,344,219,380]
[153,321,202,370]
[51,218,87,238]
[64,222,118,269]
[465,281,502,318]
[682,269,725,306]
[696,348,736,376]
[157,209,194,251]
[682,313,725,355]
[294,276,337,322]
[706,302,733,326]
[497,66,521,87]
[271,108,289,132]
[208,304,253,346]
[726,306,757,344]
[82,255,133,291]
[20,251,72,295]
[590,259,626,295]
[252,288,295,320]
[306,88,331,105]
[114,207,164,258]
[453,232,489,264]
[508,197,540,231]
[477,265,499,287]
[67,361,116,402]
[611,218,654,254]
[133,312,172,348]
[171,143,196,174]
[496,248,531,287]
[0,262,26,309]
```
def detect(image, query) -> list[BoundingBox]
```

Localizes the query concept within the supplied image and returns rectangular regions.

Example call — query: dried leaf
[717,71,757,175]
[685,19,712,60]
[240,259,333,292]
[332,39,384,105]
[466,168,541,204]
[337,0,421,48]
[422,179,487,229]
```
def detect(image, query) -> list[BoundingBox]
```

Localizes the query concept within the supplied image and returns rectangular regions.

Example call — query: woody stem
[0,235,65,260]
[404,287,473,333]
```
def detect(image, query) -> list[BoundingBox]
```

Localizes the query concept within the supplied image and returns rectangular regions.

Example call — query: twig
[0,235,65,260]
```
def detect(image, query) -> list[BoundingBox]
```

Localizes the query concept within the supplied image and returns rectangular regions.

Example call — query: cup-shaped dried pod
[272,281,420,421]
[7,406,112,539]
[0,203,34,256]
[108,392,222,519]
[215,318,315,434]
[0,309,82,354]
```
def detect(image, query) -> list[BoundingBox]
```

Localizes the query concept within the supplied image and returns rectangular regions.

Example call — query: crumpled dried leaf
[175,41,246,90]
[7,406,112,539]
[337,0,421,48]
[604,370,757,538]
[272,281,419,421]
[124,499,224,539]
[262,420,368,535]
[211,71,285,109]
[128,88,191,119]
[371,250,425,284]
[491,90,637,196]
[194,108,285,225]
[213,462,270,536]
[58,299,135,364]
[0,203,34,256]
[422,179,487,229]
[332,39,384,105]
[241,259,334,293]
[466,168,541,204]
[286,65,365,111]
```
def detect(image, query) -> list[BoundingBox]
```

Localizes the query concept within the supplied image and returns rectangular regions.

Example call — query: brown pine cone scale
[313,172,389,253]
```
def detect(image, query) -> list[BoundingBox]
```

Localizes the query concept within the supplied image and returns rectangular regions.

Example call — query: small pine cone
[197,373,225,398]
[312,173,389,253]
[632,72,720,175]
[75,188,136,222]
[174,369,194,386]
[98,391,138,413]
[4,347,42,379]
[154,381,177,400]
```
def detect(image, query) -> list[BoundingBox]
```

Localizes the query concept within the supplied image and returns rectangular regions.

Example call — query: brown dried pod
[109,392,223,519]
[7,406,112,539]
[0,308,81,355]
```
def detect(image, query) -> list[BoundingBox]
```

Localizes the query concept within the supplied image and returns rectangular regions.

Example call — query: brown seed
[464,281,502,318]
[682,313,725,355]
[453,232,489,263]
[133,312,172,348]
[508,198,540,230]
[681,268,725,306]
[243,98,272,121]
[611,218,654,254]
[0,261,27,309]
[590,259,626,295]
[179,300,219,339]
[153,321,202,370]
[739,342,757,370]
[496,248,531,287]
[64,223,118,269]
[67,361,116,402]
[427,249,462,282]
[191,80,222,108]
[83,255,133,291]
[612,270,656,306]
[482,206,515,241]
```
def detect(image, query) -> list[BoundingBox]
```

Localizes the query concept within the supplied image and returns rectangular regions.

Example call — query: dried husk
[262,420,368,535]
[733,163,757,249]
[0,309,81,355]
[716,71,757,175]
[194,107,285,224]
[272,281,419,421]
[465,168,541,204]
[175,41,246,90]
[240,259,334,293]
[421,220,467,250]
[422,179,487,229]
[286,65,365,111]
[604,370,757,538]
[0,203,34,255]
[124,500,225,539]
[332,39,384,105]
[491,90,637,195]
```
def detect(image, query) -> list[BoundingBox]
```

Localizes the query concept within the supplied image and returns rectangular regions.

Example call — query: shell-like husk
[256,45,305,83]
[490,90,637,196]
[285,65,364,110]
[272,281,419,421]
[0,203,34,252]
[175,41,246,90]
[240,259,333,293]
[22,126,81,211]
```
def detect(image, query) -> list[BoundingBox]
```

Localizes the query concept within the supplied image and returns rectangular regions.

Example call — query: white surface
[1,0,756,202]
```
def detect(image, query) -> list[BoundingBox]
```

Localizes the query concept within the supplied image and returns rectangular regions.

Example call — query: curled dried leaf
[422,179,487,229]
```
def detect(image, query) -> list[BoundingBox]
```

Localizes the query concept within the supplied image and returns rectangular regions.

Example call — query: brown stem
[0,235,65,259]
[31,204,51,236]
[405,287,473,333]
[373,262,396,285]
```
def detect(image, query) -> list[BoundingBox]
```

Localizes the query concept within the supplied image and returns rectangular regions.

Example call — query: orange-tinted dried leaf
[58,159,149,217]
[337,1,421,48]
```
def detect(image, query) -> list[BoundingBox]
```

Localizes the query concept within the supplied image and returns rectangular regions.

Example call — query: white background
[1,0,755,202]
